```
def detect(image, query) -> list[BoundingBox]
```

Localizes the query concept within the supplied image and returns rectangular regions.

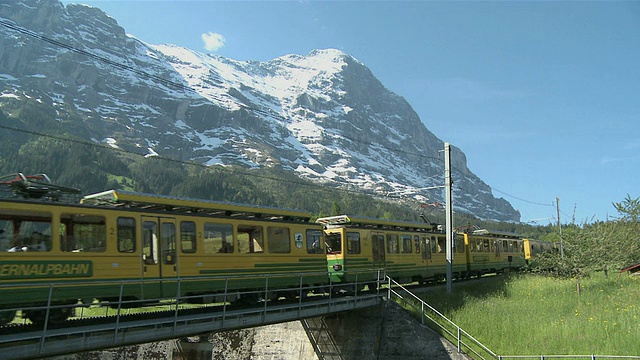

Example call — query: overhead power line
[490,187,555,207]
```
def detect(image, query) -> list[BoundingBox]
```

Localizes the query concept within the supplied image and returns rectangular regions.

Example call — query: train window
[476,239,483,252]
[306,229,323,254]
[414,235,420,254]
[161,222,176,265]
[423,237,431,259]
[386,234,399,254]
[204,223,233,254]
[117,217,136,253]
[347,232,361,254]
[143,221,158,265]
[6,218,52,252]
[237,225,263,254]
[180,221,197,253]
[483,239,490,252]
[430,236,437,253]
[456,236,465,253]
[371,234,384,261]
[0,220,14,251]
[325,232,341,254]
[401,235,412,253]
[437,237,446,253]
[61,214,106,252]
[267,226,290,253]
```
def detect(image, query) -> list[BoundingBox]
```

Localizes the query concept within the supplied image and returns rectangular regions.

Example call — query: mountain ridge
[0,0,520,222]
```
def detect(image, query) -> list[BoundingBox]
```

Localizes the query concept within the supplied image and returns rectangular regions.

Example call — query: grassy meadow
[417,273,639,356]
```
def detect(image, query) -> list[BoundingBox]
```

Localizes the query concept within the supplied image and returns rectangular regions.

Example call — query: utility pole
[444,143,453,294]
[556,197,564,259]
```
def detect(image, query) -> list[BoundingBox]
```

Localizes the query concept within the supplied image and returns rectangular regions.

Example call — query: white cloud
[201,32,225,52]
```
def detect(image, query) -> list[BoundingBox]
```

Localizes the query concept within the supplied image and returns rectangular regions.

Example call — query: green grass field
[418,273,639,356]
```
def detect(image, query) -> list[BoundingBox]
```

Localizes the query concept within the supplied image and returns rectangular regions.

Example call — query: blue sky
[61,0,640,224]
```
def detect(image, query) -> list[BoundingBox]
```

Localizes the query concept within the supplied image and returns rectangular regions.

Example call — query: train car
[317,215,469,288]
[0,189,327,324]
[461,229,526,277]
[423,231,470,281]
[523,238,559,267]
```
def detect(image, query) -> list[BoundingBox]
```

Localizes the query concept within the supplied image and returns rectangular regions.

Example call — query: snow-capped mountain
[0,0,520,221]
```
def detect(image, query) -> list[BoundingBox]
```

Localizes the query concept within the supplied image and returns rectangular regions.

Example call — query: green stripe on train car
[297,258,328,263]
[255,262,325,268]
[199,261,327,275]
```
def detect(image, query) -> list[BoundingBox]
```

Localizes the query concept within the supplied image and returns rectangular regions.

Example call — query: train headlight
[332,264,343,271]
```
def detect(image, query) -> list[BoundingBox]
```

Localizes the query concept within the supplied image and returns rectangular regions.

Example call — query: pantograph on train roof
[0,172,80,202]
[316,214,440,232]
[81,189,312,222]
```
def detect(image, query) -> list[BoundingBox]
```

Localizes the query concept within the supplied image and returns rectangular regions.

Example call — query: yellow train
[0,189,327,324]
[317,215,527,288]
[461,229,527,277]
[523,238,561,266]
[0,176,553,325]
[318,215,449,287]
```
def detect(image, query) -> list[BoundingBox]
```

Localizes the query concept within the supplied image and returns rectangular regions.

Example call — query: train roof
[316,215,440,232]
[467,229,522,238]
[81,190,313,221]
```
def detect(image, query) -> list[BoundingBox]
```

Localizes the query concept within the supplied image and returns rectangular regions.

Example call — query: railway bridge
[0,273,387,360]
[0,274,477,360]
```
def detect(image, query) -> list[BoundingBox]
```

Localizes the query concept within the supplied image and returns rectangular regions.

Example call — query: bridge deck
[0,282,382,360]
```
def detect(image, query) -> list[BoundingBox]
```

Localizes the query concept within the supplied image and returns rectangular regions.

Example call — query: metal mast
[444,142,453,294]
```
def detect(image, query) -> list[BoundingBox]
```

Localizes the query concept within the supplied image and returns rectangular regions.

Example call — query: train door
[141,216,178,299]
[420,235,430,264]
[324,228,345,283]
[463,234,472,274]
[417,235,430,282]
[492,238,501,272]
[371,232,386,268]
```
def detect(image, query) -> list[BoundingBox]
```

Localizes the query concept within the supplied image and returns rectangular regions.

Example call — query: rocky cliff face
[0,0,520,221]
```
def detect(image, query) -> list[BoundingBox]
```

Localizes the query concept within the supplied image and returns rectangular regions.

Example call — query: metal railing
[385,277,640,360]
[498,357,640,360]
[386,276,497,359]
[0,269,386,360]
